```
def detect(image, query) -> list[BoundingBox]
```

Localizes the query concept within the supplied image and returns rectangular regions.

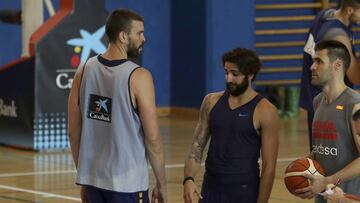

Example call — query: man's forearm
[147,138,166,187]
[184,131,208,180]
[257,168,275,203]
[327,157,360,184]
[184,157,201,180]
[68,131,81,168]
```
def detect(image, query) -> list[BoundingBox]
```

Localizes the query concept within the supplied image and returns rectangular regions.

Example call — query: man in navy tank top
[295,40,360,203]
[183,48,280,203]
[68,9,167,203]
[300,0,360,152]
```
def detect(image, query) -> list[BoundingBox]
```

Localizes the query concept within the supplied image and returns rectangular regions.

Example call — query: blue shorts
[85,185,149,203]
[199,173,259,203]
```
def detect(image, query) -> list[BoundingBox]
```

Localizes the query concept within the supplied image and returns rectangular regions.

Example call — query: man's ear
[345,6,354,16]
[333,58,343,72]
[118,31,128,43]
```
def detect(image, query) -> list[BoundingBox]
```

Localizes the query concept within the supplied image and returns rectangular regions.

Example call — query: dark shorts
[199,173,259,203]
[85,185,149,203]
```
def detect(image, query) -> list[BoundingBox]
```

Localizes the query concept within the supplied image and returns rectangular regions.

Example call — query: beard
[127,42,144,58]
[311,71,332,89]
[226,76,249,96]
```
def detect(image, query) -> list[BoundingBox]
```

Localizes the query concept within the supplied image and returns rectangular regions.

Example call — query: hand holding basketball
[284,158,326,199]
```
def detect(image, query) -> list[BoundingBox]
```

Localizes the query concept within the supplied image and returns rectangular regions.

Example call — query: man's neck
[322,82,347,104]
[228,88,257,106]
[334,9,350,26]
[102,43,127,60]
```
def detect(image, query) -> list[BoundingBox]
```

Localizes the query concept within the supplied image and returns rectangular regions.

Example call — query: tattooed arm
[183,93,219,203]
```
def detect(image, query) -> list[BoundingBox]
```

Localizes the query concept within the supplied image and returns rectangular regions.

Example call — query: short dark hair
[315,40,351,74]
[222,48,261,81]
[340,0,360,10]
[105,9,144,43]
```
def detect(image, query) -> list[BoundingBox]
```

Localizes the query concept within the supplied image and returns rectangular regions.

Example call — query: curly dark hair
[222,48,262,81]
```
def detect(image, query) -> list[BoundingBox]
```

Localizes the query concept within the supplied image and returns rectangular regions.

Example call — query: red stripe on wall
[29,0,73,55]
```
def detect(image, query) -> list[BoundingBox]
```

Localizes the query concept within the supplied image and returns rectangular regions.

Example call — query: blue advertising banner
[0,57,35,149]
[33,0,108,150]
[0,0,108,150]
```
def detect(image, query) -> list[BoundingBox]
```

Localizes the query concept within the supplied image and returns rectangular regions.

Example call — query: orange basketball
[284,158,325,195]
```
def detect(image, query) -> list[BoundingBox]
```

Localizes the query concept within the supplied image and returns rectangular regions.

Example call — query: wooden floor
[0,111,315,203]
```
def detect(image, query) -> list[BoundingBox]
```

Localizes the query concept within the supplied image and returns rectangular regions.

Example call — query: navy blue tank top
[300,9,354,113]
[205,93,263,184]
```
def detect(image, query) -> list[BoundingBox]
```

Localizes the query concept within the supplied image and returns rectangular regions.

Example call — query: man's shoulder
[254,95,280,125]
[205,91,223,100]
[314,92,323,100]
[320,8,335,19]
[344,88,360,103]
[256,95,278,113]
[312,8,333,25]
[202,91,224,111]
[313,92,324,104]
[323,27,349,40]
[126,60,141,67]
[315,9,350,38]
[131,66,151,77]
[205,91,225,102]
[129,67,153,93]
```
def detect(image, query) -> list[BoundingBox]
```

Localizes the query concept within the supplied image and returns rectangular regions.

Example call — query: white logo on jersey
[238,113,248,117]
[312,144,338,156]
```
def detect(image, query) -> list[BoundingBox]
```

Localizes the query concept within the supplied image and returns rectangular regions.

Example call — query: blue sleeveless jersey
[300,9,354,113]
[205,93,263,184]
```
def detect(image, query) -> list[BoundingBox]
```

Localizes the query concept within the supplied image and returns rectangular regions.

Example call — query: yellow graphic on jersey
[336,105,344,110]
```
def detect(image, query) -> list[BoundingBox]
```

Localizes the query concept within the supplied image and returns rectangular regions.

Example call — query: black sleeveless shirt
[205,92,263,184]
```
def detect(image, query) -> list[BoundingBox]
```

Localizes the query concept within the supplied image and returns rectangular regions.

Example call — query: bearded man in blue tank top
[183,48,280,203]
[300,0,360,152]
[295,40,360,203]
[68,9,167,203]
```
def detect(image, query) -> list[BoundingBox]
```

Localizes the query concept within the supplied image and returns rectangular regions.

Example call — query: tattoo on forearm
[188,129,209,163]
[189,138,206,163]
[188,97,211,164]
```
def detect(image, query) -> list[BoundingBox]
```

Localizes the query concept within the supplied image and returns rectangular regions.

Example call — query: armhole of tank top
[128,66,141,115]
[209,92,226,118]
[315,9,327,24]
[313,94,322,111]
[253,95,264,136]
[345,74,353,87]
[77,59,89,106]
